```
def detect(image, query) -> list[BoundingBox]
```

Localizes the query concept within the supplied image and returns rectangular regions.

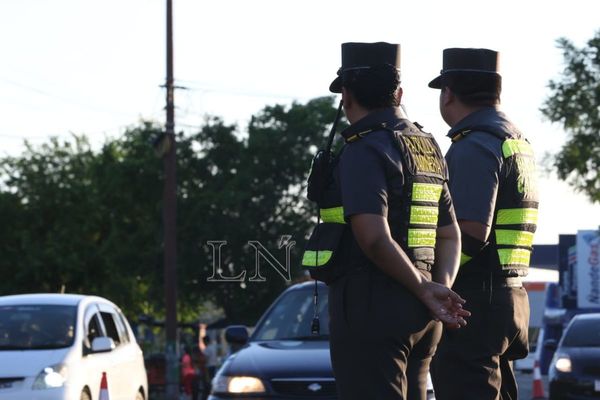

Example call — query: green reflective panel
[495,229,534,247]
[302,250,333,267]
[496,208,538,225]
[459,252,472,266]
[412,183,443,202]
[320,207,346,224]
[410,206,439,225]
[514,153,537,195]
[502,139,534,158]
[498,248,531,267]
[408,229,436,248]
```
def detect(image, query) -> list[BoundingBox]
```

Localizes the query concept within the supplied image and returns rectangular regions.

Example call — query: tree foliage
[0,96,338,324]
[541,30,600,202]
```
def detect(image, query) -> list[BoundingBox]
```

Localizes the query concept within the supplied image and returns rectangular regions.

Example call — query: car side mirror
[91,337,116,353]
[225,325,249,347]
[544,338,558,351]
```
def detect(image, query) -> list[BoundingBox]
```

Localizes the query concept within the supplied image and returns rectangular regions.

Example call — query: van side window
[100,312,121,346]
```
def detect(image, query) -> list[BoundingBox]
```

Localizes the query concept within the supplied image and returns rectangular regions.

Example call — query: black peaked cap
[329,42,401,93]
[428,48,500,89]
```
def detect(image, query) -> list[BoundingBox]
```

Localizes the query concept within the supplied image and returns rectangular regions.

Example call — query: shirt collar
[446,106,500,138]
[341,106,408,142]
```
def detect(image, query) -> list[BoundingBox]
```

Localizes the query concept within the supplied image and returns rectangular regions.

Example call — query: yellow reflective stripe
[412,183,443,202]
[495,229,534,247]
[496,208,538,225]
[302,250,333,267]
[410,206,439,225]
[502,139,534,158]
[408,229,436,247]
[498,248,531,267]
[459,252,472,266]
[320,207,346,224]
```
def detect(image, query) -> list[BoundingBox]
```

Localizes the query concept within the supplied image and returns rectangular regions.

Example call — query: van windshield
[0,304,77,350]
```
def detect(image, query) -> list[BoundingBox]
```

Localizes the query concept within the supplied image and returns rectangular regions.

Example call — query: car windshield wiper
[0,344,69,350]
[0,345,33,350]
[278,335,329,341]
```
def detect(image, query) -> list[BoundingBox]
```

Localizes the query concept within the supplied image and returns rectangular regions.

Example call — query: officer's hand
[419,281,471,328]
[437,295,472,329]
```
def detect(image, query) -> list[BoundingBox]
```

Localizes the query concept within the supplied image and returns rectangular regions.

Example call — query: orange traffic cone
[98,372,110,400]
[532,359,546,399]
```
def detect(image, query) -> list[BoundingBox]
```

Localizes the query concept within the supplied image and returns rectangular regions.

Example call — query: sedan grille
[271,378,337,397]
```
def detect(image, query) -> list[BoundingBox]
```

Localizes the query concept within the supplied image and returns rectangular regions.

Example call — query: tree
[541,30,600,202]
[176,96,339,324]
[0,130,165,316]
[0,96,339,324]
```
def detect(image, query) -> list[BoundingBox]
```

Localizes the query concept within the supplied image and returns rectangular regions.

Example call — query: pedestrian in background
[202,335,218,382]
[428,48,538,400]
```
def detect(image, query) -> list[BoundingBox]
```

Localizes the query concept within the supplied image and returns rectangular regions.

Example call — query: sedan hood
[0,349,69,377]
[564,347,600,362]
[222,340,333,379]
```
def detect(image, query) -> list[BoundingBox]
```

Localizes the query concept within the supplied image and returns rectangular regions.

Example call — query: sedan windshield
[0,304,77,350]
[252,288,329,341]
[562,318,600,347]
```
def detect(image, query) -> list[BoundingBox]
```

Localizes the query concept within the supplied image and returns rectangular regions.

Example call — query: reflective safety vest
[390,122,448,271]
[302,118,448,283]
[455,131,539,277]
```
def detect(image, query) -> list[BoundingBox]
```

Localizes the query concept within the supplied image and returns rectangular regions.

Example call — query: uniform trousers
[431,284,529,400]
[329,268,441,400]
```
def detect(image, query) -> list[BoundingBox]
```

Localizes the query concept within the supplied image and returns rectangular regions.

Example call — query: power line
[175,78,315,101]
[0,76,158,117]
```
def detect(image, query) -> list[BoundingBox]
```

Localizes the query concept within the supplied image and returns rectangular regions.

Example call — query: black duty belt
[453,275,522,291]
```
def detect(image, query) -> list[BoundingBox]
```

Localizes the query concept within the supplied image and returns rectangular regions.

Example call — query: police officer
[303,42,470,400]
[428,48,538,400]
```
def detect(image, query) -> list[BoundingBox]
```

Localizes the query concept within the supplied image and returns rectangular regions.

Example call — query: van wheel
[80,389,92,400]
[135,390,145,400]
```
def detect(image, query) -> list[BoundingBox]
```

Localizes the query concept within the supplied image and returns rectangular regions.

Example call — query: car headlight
[212,375,266,394]
[32,364,68,390]
[555,356,572,373]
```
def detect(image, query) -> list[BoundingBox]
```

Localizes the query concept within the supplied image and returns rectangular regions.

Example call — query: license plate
[0,382,12,389]
[595,380,600,392]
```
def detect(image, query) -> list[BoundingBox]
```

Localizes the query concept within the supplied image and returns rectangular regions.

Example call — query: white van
[0,294,147,400]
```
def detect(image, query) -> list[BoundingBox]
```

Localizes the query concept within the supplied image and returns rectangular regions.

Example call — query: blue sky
[1,0,599,243]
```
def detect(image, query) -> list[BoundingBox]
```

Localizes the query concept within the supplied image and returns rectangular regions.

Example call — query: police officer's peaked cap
[428,48,500,89]
[329,42,401,93]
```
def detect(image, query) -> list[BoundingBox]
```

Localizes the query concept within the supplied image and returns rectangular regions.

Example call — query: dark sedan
[209,281,435,399]
[548,313,600,400]
[208,281,334,399]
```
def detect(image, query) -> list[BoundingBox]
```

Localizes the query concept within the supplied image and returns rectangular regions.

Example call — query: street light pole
[164,0,178,398]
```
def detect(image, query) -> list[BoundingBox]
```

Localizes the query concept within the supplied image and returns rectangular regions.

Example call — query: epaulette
[343,122,387,143]
[450,129,472,143]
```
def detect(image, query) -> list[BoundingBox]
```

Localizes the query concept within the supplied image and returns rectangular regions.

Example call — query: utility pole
[164,0,178,398]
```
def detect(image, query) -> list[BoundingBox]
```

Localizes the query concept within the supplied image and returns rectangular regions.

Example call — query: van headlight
[32,364,68,389]
[212,375,266,394]
[555,356,572,373]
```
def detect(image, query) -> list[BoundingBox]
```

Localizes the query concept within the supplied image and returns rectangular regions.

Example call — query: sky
[0,0,599,244]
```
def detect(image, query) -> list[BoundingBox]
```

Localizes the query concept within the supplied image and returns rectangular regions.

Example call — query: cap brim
[428,75,442,89]
[329,76,342,93]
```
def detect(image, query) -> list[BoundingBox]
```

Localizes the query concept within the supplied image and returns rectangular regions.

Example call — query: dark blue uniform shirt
[336,107,455,270]
[445,107,522,226]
